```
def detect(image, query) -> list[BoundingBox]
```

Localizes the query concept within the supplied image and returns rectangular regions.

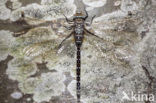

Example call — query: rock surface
[0,0,155,103]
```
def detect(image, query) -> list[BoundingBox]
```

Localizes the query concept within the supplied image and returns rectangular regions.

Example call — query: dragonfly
[57,10,105,103]
[2,8,143,103]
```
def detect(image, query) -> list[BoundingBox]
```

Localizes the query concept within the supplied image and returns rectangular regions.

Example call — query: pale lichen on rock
[10,91,23,100]
[83,0,107,7]
[10,0,76,22]
[18,72,66,102]
[33,72,66,102]
[0,1,11,20]
[6,58,38,81]
[6,0,22,10]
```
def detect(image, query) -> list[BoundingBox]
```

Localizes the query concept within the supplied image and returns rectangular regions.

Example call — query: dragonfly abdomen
[73,22,84,103]
[76,46,81,103]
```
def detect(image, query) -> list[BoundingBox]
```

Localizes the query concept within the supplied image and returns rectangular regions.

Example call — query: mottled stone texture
[0,0,155,103]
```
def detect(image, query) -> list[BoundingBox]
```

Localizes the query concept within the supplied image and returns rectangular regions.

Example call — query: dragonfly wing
[11,27,59,59]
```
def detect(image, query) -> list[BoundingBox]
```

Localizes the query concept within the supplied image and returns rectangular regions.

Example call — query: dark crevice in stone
[74,0,85,12]
[30,61,56,77]
[0,55,34,103]
[5,0,14,10]
[0,17,64,37]
[16,94,33,103]
[142,66,155,103]
[20,0,41,6]
[140,29,149,39]
[0,55,20,103]
[63,72,74,87]
[0,20,33,36]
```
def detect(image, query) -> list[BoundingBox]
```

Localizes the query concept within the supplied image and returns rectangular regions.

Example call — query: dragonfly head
[73,11,86,20]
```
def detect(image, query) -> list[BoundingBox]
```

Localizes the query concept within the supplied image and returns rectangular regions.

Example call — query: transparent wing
[11,27,59,59]
[83,15,142,67]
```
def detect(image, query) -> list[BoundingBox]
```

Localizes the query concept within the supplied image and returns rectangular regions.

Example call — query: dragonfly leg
[84,28,103,40]
[85,15,96,26]
[58,32,73,49]
[63,25,74,30]
[63,14,73,24]
[84,9,88,20]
